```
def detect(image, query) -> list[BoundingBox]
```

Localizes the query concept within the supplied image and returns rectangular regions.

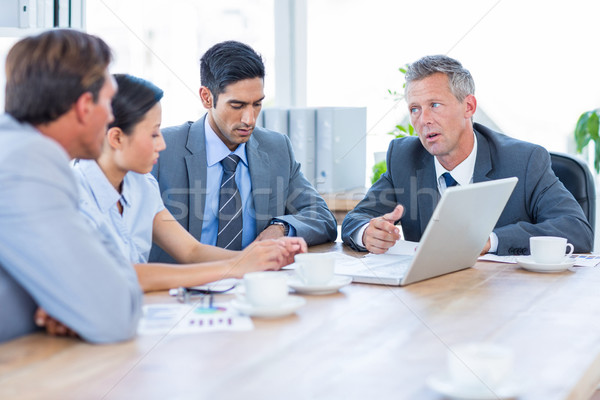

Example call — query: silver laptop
[336,177,518,286]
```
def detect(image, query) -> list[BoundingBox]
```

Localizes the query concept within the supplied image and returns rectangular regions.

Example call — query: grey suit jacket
[342,123,593,255]
[149,116,337,262]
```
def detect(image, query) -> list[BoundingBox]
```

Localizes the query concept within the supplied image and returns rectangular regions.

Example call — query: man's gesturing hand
[362,205,404,254]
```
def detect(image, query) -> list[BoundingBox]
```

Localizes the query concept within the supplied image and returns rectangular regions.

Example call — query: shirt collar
[76,159,130,212]
[120,174,132,207]
[204,117,248,167]
[434,132,478,188]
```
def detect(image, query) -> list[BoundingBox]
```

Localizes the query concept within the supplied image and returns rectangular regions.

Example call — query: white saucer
[427,372,519,400]
[288,275,352,295]
[230,295,306,318]
[516,256,575,273]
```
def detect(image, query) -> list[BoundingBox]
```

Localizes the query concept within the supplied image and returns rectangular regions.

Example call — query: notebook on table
[335,177,518,286]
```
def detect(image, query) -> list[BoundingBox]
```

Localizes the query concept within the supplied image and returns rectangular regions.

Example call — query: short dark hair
[200,40,265,106]
[405,55,475,102]
[110,74,164,135]
[5,29,112,124]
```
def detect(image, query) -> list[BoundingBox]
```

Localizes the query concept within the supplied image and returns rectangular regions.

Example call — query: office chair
[550,152,596,236]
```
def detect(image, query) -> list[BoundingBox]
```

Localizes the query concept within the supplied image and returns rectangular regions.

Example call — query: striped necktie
[442,172,459,188]
[216,154,243,250]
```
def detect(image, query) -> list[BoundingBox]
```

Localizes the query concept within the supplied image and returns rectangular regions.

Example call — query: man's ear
[74,92,94,124]
[199,87,213,109]
[106,127,125,150]
[464,94,477,119]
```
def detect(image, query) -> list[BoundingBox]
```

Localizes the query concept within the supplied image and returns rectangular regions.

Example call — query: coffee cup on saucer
[294,253,335,286]
[242,272,289,308]
[447,342,514,393]
[529,236,574,264]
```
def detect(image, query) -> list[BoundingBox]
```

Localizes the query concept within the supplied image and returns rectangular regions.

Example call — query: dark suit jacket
[342,123,593,255]
[149,116,337,262]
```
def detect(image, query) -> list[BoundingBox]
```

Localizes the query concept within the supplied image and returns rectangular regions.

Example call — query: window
[85,0,275,128]
[305,0,600,165]
[0,37,19,110]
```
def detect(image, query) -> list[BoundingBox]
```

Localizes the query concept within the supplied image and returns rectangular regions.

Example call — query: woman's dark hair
[200,40,264,106]
[110,74,164,135]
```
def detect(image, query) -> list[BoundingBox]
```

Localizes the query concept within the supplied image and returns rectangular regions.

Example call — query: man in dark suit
[342,55,593,256]
[150,41,336,262]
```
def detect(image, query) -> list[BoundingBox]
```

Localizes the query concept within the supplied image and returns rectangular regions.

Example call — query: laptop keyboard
[334,253,413,279]
[361,255,412,278]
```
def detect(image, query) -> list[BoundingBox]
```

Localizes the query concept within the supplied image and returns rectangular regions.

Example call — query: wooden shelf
[320,187,367,223]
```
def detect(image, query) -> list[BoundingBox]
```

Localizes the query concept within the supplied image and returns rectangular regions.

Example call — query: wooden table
[2,243,600,400]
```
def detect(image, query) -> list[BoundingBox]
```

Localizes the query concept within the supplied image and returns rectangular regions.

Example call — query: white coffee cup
[243,272,288,307]
[529,236,574,264]
[294,253,335,285]
[447,343,514,392]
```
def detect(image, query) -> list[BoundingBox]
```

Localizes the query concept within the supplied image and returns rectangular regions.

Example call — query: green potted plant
[371,123,416,184]
[574,108,600,173]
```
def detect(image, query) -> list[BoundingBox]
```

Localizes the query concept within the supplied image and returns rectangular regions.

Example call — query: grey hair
[404,55,475,102]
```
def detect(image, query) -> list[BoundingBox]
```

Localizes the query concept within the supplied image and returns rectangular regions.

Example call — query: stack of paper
[137,303,253,336]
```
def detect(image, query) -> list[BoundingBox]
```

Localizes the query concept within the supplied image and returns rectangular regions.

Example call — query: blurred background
[1,0,599,183]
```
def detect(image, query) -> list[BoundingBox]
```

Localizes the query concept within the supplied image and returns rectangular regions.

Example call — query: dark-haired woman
[72,74,306,292]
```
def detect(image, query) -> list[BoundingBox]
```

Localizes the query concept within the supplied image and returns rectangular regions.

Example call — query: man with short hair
[0,29,142,343]
[342,55,593,256]
[150,40,336,262]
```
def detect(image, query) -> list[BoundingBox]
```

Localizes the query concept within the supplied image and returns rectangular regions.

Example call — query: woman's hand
[231,237,307,277]
[34,308,78,338]
[274,236,307,265]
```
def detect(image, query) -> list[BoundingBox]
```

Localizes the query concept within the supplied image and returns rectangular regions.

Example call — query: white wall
[304,0,600,175]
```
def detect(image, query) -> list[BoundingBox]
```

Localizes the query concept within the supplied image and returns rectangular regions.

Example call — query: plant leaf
[370,160,388,185]
[588,111,600,141]
[574,111,591,153]
[595,137,600,173]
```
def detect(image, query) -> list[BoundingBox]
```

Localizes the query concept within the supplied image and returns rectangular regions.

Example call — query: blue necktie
[442,172,459,188]
[216,154,243,250]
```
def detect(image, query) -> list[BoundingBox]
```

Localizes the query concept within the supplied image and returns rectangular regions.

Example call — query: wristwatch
[269,220,290,236]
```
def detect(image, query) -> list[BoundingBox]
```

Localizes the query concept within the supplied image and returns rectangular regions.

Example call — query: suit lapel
[247,135,271,235]
[184,117,208,240]
[472,129,493,183]
[416,153,439,236]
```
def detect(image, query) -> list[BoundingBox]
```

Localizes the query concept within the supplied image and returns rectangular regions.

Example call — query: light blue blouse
[72,159,165,263]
